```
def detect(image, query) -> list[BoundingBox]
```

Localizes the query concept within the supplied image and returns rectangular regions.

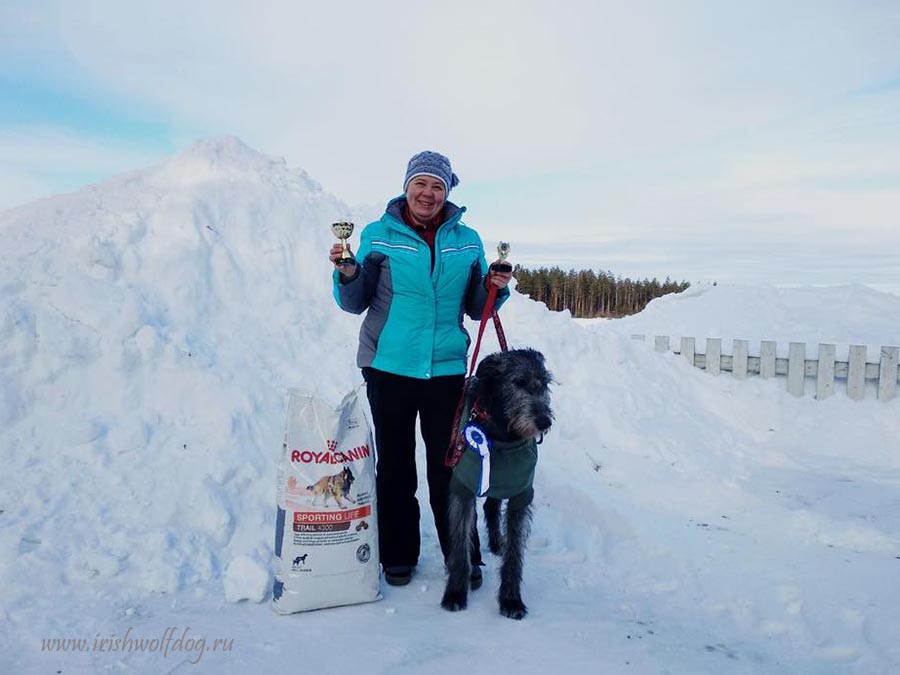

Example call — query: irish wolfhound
[442,348,554,619]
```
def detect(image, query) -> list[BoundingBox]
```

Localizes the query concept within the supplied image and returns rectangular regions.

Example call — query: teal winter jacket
[333,197,509,379]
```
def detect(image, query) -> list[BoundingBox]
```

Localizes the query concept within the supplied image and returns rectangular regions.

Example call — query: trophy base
[490,262,513,274]
[336,257,357,267]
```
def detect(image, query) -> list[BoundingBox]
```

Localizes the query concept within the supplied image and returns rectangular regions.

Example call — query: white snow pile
[589,282,900,359]
[2,137,899,674]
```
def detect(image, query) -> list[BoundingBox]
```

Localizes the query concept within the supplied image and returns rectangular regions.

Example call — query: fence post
[847,345,867,401]
[733,340,749,380]
[879,346,899,401]
[681,337,695,366]
[706,338,721,375]
[641,335,897,404]
[787,342,805,397]
[816,343,836,400]
[760,341,777,379]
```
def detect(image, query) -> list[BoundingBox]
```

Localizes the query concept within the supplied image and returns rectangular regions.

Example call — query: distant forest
[513,265,690,318]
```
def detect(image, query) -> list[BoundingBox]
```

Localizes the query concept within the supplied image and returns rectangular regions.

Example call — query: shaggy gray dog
[441,348,553,619]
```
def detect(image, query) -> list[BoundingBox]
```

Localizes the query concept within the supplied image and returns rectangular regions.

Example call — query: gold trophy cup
[491,241,512,273]
[331,221,356,267]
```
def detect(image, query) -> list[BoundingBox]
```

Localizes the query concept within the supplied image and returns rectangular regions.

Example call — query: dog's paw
[441,590,468,612]
[499,598,528,620]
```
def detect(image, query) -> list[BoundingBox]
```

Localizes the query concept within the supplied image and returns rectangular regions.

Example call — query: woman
[329,150,512,587]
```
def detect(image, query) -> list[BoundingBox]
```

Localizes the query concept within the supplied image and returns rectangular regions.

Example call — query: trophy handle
[336,243,356,266]
[339,239,353,260]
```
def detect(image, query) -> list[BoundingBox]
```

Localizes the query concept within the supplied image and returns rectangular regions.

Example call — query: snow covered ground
[2,138,899,674]
[581,283,900,361]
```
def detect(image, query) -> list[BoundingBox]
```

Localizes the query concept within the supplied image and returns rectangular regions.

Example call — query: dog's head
[342,466,355,489]
[474,348,554,441]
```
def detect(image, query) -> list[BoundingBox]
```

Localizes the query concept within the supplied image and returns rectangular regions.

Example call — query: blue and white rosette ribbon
[464,422,491,497]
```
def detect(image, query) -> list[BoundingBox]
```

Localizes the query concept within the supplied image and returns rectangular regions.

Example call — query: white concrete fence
[631,335,899,402]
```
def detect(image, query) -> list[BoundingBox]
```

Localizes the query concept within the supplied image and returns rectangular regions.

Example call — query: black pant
[363,367,482,568]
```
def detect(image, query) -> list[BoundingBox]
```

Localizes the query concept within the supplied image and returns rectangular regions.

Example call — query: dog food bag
[272,388,380,613]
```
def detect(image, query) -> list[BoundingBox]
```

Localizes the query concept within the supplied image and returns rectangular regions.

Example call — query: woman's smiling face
[405,175,446,224]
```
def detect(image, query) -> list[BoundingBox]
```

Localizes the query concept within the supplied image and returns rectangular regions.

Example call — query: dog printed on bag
[306,466,356,508]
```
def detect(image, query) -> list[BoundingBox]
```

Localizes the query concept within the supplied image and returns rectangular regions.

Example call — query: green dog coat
[450,389,538,511]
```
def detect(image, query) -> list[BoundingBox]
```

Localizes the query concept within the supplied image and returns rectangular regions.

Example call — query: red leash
[468,285,508,375]
[445,284,508,467]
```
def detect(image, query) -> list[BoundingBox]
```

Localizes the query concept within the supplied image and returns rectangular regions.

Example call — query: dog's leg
[441,491,474,612]
[498,503,532,619]
[484,497,504,555]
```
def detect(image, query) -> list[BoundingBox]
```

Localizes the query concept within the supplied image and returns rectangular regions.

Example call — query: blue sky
[2,0,900,288]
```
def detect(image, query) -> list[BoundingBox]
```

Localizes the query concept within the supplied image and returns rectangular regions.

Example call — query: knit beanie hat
[403,151,460,194]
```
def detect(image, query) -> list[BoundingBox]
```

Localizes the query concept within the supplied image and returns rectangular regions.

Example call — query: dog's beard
[507,408,552,439]
[505,397,553,440]
[508,416,542,439]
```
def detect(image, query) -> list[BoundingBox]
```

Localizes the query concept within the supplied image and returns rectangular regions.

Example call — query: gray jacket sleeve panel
[356,259,393,368]
[335,250,385,315]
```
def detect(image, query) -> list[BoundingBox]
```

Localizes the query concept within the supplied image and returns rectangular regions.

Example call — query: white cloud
[2,0,899,287]
[47,1,900,197]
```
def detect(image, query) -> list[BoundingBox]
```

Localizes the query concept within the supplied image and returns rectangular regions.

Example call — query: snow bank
[0,137,364,610]
[586,282,900,358]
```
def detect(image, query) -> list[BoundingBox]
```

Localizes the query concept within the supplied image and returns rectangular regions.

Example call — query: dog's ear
[523,349,554,386]
[475,354,503,382]
[524,348,548,371]
[474,358,500,406]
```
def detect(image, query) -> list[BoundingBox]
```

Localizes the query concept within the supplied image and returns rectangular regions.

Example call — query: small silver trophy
[491,241,512,273]
[331,221,355,267]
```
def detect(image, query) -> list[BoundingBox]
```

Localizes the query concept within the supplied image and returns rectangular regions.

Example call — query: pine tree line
[513,265,690,318]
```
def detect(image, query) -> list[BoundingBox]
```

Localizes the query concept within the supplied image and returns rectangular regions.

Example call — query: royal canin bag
[272,389,380,613]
